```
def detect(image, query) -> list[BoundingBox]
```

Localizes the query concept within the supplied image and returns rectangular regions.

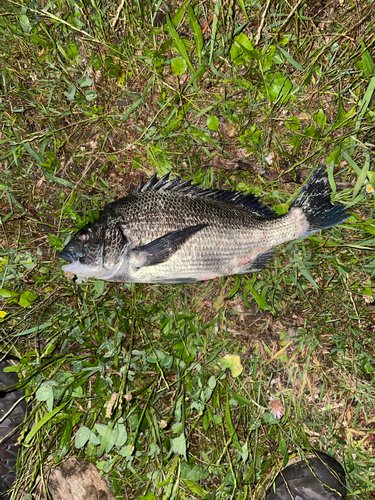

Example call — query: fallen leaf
[220,354,243,377]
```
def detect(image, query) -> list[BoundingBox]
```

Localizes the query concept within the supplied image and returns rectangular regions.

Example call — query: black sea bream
[59,166,349,283]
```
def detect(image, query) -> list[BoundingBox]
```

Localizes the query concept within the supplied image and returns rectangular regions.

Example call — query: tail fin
[291,166,349,234]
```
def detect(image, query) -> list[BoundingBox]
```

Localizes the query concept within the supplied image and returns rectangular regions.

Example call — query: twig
[255,0,272,45]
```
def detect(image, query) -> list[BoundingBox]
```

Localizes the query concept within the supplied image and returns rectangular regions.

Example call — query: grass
[0,0,375,498]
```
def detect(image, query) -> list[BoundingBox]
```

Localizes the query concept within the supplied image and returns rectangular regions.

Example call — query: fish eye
[79,233,90,242]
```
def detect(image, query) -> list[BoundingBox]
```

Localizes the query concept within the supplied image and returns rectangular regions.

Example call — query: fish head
[58,214,129,279]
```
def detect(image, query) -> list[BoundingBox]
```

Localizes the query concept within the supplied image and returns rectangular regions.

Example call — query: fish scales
[110,193,296,278]
[59,166,349,283]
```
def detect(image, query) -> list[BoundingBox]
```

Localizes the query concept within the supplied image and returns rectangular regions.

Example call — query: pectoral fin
[133,224,208,268]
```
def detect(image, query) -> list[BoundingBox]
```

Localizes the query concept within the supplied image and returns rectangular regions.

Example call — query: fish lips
[58,250,75,263]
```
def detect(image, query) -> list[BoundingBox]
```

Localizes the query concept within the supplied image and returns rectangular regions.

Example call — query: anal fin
[134,224,208,268]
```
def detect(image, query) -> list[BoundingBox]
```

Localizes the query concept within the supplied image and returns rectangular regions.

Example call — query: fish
[58,166,349,284]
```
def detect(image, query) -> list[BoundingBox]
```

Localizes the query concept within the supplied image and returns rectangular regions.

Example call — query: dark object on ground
[43,457,115,500]
[210,158,304,183]
[265,451,346,500]
[0,361,26,499]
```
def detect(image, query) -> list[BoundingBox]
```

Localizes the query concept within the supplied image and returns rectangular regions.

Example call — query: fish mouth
[58,251,75,263]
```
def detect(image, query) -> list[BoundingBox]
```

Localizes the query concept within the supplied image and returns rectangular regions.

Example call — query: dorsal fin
[133,174,278,219]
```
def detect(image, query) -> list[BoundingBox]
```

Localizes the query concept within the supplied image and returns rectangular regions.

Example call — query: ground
[0,0,374,499]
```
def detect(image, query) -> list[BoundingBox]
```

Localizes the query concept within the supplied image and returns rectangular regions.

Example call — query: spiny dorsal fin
[134,173,278,219]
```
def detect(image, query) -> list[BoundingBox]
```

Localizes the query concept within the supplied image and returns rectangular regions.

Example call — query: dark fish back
[108,190,272,245]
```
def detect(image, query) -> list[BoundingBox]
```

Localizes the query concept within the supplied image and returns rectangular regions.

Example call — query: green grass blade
[24,402,69,446]
[171,0,190,27]
[209,0,228,78]
[341,150,361,175]
[276,43,304,71]
[354,76,375,134]
[352,153,370,200]
[187,5,203,64]
[166,14,197,90]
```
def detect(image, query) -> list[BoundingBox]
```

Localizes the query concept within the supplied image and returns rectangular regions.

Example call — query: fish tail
[291,166,349,235]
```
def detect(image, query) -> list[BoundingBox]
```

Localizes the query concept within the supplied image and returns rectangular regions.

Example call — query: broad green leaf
[231,33,258,65]
[19,14,32,33]
[364,224,375,235]
[220,354,243,377]
[116,424,128,447]
[360,39,375,77]
[64,85,77,101]
[263,412,281,424]
[264,72,292,102]
[245,285,270,310]
[119,444,135,458]
[303,126,320,139]
[208,376,216,390]
[170,433,187,460]
[227,277,241,298]
[92,55,103,71]
[171,57,187,75]
[241,442,249,463]
[93,280,106,299]
[137,494,155,500]
[19,291,38,307]
[313,109,326,128]
[36,382,56,402]
[15,322,52,337]
[21,291,38,301]
[89,430,101,446]
[75,426,91,449]
[279,436,289,466]
[261,45,276,71]
[77,75,93,88]
[285,116,300,131]
[207,115,219,131]
[95,423,109,436]
[105,428,119,453]
[66,41,79,59]
[326,148,341,169]
[95,423,118,455]
[227,388,253,407]
[85,90,97,101]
